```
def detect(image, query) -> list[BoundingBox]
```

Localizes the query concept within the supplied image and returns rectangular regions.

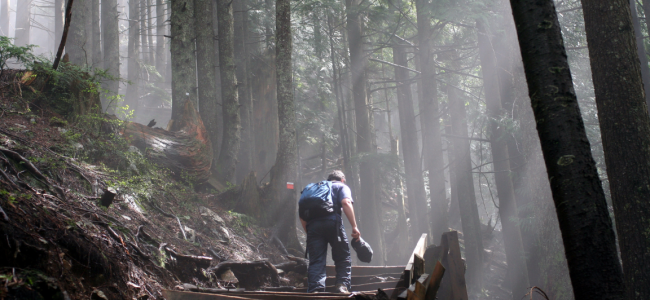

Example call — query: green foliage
[0,36,36,76]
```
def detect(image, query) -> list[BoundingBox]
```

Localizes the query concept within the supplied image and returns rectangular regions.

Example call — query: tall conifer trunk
[346,0,384,265]
[630,0,650,110]
[102,0,120,112]
[55,0,64,51]
[443,50,484,291]
[415,0,446,240]
[68,0,91,65]
[0,0,9,37]
[508,0,625,298]
[140,0,150,66]
[147,0,154,65]
[393,44,427,246]
[126,0,141,113]
[92,0,101,68]
[215,0,241,183]
[580,0,650,297]
[234,0,254,183]
[155,0,165,76]
[267,0,300,251]
[194,0,219,170]
[170,0,198,121]
[476,21,529,299]
[15,0,31,46]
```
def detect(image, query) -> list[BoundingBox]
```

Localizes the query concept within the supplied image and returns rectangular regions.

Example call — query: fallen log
[122,100,212,182]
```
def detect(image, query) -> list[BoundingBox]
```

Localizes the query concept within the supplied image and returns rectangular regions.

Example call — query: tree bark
[393,44,428,245]
[140,0,150,66]
[234,0,254,183]
[170,0,197,120]
[67,0,91,65]
[14,0,31,46]
[0,0,9,37]
[101,0,120,112]
[443,50,484,291]
[215,0,241,183]
[194,0,220,174]
[476,20,529,299]
[346,0,384,266]
[156,0,166,76]
[126,0,141,113]
[630,0,650,111]
[91,0,101,68]
[55,0,64,51]
[580,0,650,298]
[508,0,626,299]
[266,0,300,252]
[147,0,154,66]
[415,0,447,241]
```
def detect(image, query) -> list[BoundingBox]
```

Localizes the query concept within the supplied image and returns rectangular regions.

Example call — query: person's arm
[300,218,307,233]
[341,198,361,240]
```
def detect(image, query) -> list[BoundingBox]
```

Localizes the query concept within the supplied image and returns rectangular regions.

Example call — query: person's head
[327,170,346,183]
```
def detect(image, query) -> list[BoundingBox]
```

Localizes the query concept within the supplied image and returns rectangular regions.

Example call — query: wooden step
[325,274,401,285]
[294,280,399,293]
[325,265,405,276]
[164,289,352,300]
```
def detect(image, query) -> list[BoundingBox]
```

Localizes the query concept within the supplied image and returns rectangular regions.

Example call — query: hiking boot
[334,283,349,294]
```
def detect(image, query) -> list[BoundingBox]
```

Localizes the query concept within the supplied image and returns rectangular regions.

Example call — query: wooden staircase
[163,232,467,300]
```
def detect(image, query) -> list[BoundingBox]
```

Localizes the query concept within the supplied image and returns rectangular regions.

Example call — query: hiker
[299,170,361,293]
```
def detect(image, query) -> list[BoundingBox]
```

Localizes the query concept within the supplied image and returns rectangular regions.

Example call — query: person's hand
[351,227,361,240]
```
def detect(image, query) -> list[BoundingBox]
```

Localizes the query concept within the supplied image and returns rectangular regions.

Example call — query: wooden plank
[412,254,425,284]
[406,274,429,300]
[446,231,468,300]
[163,290,353,300]
[424,261,445,300]
[325,274,402,285]
[390,233,428,300]
[325,265,405,276]
[294,280,399,293]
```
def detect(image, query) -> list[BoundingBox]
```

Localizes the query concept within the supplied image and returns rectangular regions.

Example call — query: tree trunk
[55,0,64,51]
[508,0,626,299]
[346,0,384,266]
[126,0,141,113]
[14,0,30,46]
[476,20,529,299]
[266,0,300,252]
[234,0,254,183]
[631,0,650,111]
[147,0,154,66]
[101,0,120,112]
[581,0,650,298]
[415,0,447,241]
[215,0,241,183]
[140,0,149,66]
[156,0,165,77]
[393,44,428,244]
[194,0,220,173]
[67,0,90,65]
[0,0,9,37]
[444,50,484,291]
[170,0,197,120]
[92,0,101,68]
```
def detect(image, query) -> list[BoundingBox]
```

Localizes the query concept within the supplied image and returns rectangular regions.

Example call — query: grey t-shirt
[328,181,353,219]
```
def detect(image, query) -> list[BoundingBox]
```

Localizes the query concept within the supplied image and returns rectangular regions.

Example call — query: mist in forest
[5,0,650,298]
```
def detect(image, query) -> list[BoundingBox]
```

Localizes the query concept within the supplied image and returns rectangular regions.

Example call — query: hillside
[0,70,297,299]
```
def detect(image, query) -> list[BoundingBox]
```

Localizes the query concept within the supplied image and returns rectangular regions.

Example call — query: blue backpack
[299,181,335,221]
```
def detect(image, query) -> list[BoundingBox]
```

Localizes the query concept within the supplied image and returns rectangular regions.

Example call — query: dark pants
[306,218,351,292]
